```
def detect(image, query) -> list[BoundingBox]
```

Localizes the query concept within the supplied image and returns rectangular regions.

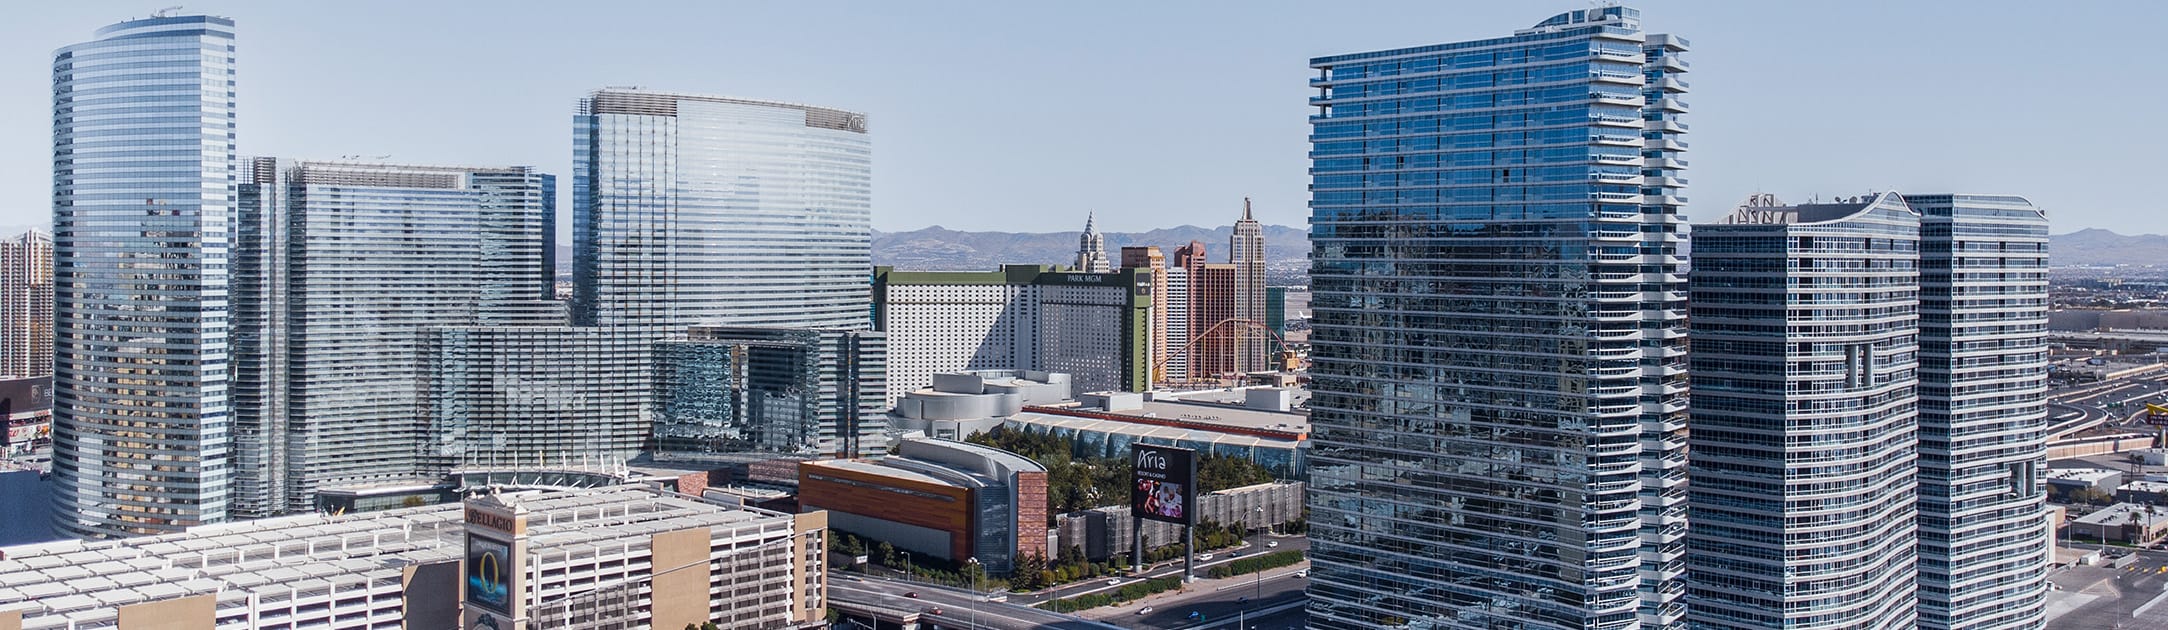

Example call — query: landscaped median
[1038,576,1186,613]
[1208,549,1305,579]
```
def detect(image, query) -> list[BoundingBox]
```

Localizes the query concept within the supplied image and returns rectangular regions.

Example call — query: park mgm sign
[463,494,530,630]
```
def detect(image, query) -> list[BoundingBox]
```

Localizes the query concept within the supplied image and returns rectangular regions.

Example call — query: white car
[1295,570,1307,578]
[1137,606,1154,615]
[1107,578,1123,586]
[1266,541,1279,548]
[1196,553,1214,561]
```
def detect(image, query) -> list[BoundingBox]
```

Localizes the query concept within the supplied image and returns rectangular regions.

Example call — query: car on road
[1107,578,1123,586]
[903,591,918,598]
[1196,553,1215,561]
[1231,550,1244,557]
[924,606,942,615]
[1267,541,1279,548]
[1137,606,1154,615]
[1294,570,1307,578]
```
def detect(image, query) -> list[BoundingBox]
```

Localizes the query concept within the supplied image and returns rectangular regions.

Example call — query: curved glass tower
[572,89,873,330]
[51,15,238,537]
[1686,192,1923,629]
[1304,7,1690,629]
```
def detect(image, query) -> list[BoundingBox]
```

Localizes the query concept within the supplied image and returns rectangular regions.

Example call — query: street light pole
[903,551,912,584]
[967,556,980,630]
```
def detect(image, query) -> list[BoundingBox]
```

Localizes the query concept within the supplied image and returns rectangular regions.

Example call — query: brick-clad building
[797,437,1047,575]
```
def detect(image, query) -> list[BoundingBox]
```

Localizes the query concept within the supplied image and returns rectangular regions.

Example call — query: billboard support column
[1131,515,1144,576]
[1183,523,1194,582]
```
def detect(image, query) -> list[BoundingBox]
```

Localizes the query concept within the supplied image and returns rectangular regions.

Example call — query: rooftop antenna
[152,6,182,18]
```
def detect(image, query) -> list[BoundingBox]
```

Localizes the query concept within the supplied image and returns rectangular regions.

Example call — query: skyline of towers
[0,230,51,379]
[51,14,240,538]
[1686,192,1924,628]
[1304,6,1691,628]
[572,89,874,330]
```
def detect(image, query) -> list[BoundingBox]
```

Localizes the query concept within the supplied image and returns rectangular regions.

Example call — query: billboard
[465,535,513,614]
[1131,444,1196,525]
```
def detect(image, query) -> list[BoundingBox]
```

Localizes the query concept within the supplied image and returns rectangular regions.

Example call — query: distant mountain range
[871,224,1312,270]
[2047,229,2168,267]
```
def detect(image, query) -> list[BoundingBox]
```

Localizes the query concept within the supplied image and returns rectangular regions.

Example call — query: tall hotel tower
[1686,193,1923,628]
[1231,200,1269,373]
[230,161,555,517]
[52,15,238,538]
[573,89,873,330]
[0,230,54,378]
[1904,194,2049,630]
[1305,7,1690,629]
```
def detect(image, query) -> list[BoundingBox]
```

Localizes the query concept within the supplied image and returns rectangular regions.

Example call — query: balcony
[1651,76,1687,92]
[1652,97,1688,113]
[1654,56,1689,71]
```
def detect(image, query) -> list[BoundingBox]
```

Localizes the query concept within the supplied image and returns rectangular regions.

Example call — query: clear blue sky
[1,1,2160,239]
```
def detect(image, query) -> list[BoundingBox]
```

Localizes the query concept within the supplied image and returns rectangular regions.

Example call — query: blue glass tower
[1305,7,1689,629]
[572,89,873,330]
[51,15,238,538]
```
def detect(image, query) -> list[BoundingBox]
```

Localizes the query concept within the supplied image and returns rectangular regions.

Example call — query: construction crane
[1153,318,1303,386]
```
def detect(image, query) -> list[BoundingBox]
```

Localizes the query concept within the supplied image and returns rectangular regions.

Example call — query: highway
[1083,567,1308,630]
[830,575,1122,630]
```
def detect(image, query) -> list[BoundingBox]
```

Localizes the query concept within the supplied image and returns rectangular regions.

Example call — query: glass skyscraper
[1903,193,2049,630]
[51,15,238,538]
[572,89,873,330]
[230,160,554,517]
[1686,193,1922,629]
[1304,7,1689,628]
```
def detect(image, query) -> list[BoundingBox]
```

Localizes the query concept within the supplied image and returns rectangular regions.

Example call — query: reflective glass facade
[230,161,554,516]
[572,90,872,330]
[654,326,888,458]
[1304,7,1689,628]
[1686,193,1922,629]
[417,326,663,471]
[52,15,238,538]
[1903,193,2049,630]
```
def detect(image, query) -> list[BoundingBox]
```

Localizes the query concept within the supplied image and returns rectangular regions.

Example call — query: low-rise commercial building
[1055,481,1305,561]
[0,485,826,630]
[797,437,1047,575]
[2120,481,2168,505]
[2047,468,2123,500]
[2071,503,2168,543]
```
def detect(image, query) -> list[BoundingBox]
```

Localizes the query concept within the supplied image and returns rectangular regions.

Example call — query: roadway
[2049,548,2168,629]
[830,575,1122,630]
[1082,566,1308,630]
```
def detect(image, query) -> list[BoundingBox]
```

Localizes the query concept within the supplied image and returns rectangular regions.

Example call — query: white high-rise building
[52,14,238,538]
[1903,193,2050,630]
[873,265,1150,403]
[1686,192,1922,628]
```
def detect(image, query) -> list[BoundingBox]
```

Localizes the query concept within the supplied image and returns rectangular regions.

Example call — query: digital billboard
[1130,444,1196,525]
[465,535,513,614]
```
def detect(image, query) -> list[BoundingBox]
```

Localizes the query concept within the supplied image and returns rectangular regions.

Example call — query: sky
[0,1,2161,239]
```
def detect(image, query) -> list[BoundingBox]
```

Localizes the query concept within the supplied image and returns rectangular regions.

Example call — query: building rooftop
[1007,412,1305,451]
[2123,481,2168,493]
[2073,502,2168,527]
[0,485,789,621]
[2048,468,2122,483]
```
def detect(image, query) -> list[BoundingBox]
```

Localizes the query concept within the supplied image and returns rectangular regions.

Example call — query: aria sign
[1130,444,1197,526]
